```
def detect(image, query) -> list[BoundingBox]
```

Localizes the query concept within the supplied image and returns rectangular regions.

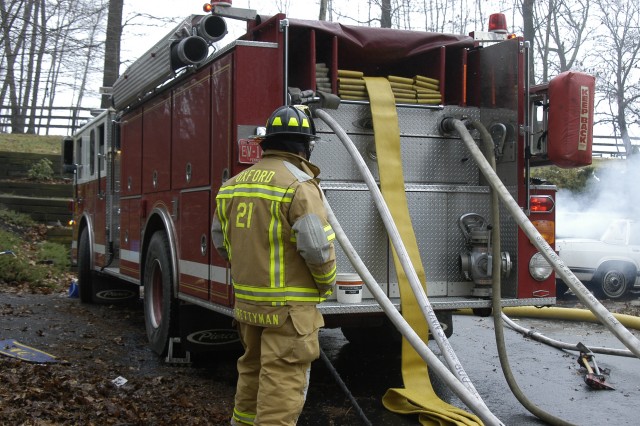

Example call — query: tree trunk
[521,0,536,85]
[319,0,327,20]
[101,0,124,109]
[1,0,34,133]
[26,0,44,134]
[381,0,392,28]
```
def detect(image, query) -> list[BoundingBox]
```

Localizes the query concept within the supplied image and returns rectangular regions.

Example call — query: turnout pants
[232,306,323,426]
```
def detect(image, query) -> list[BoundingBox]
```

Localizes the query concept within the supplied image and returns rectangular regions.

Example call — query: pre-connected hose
[501,313,634,357]
[315,108,482,399]
[470,119,576,426]
[316,108,503,425]
[321,196,502,425]
[442,117,640,359]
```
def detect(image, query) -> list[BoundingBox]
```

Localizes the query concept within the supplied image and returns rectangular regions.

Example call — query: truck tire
[77,227,95,303]
[143,231,178,355]
[594,263,632,300]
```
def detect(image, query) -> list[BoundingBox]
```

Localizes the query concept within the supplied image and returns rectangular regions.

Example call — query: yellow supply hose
[363,77,483,426]
[456,306,640,331]
[316,108,502,425]
[503,306,640,330]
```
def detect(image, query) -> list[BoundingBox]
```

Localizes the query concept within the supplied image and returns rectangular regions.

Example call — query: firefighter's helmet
[263,105,317,141]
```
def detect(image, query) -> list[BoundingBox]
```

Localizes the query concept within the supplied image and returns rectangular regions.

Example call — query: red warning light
[203,1,232,12]
[530,195,555,213]
[488,13,508,34]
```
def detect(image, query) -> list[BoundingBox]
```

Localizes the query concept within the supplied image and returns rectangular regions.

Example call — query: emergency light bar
[488,13,508,34]
[204,2,257,21]
[203,1,232,12]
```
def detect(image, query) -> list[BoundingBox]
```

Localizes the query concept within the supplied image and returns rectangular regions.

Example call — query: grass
[0,133,62,154]
[0,207,71,292]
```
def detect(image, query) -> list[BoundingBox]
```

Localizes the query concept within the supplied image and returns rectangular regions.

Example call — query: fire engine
[62,3,594,357]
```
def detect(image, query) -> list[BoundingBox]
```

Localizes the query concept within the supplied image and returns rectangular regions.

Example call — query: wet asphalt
[309,312,640,425]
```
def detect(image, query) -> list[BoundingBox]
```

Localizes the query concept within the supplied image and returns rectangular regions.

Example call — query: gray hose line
[322,195,504,426]
[442,117,640,359]
[501,313,634,357]
[315,108,482,401]
[470,120,575,426]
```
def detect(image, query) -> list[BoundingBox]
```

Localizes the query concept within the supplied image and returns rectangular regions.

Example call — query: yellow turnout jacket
[212,150,337,317]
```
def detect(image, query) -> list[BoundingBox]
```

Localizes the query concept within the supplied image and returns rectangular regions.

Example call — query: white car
[556,219,640,299]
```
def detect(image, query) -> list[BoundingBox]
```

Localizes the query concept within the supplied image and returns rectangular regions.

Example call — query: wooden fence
[0,105,98,135]
[0,105,637,156]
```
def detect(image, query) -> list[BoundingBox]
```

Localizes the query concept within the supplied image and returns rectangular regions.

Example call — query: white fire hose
[440,117,640,360]
[316,109,503,426]
[470,118,576,426]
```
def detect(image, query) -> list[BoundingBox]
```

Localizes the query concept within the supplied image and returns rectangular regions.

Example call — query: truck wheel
[595,264,631,300]
[77,228,95,303]
[143,231,178,355]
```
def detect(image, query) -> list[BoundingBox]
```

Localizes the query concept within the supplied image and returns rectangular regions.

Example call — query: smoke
[556,155,640,239]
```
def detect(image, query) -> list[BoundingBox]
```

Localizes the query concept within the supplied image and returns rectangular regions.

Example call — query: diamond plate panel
[386,191,449,297]
[324,189,388,297]
[315,102,524,302]
[313,104,481,185]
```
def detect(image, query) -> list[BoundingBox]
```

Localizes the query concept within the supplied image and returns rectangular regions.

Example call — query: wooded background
[1,0,638,155]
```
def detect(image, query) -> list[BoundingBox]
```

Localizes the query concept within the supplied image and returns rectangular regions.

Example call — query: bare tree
[590,0,640,157]
[1,0,109,133]
[101,0,123,108]
[531,0,593,84]
[319,0,328,20]
[521,0,536,84]
[1,0,34,133]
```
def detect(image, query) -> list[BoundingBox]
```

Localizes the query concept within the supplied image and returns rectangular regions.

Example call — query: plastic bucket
[336,273,363,304]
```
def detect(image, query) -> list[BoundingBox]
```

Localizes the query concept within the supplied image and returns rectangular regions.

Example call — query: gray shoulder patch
[292,214,332,264]
[284,161,312,182]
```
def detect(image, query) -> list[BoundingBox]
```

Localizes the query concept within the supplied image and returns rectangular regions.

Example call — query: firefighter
[211,105,337,426]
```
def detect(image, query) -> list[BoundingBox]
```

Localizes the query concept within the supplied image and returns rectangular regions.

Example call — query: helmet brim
[255,132,319,142]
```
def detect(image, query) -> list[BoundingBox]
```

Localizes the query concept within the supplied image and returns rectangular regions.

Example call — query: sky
[120,0,323,62]
[118,1,330,76]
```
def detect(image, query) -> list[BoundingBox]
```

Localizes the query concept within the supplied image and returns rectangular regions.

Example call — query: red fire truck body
[64,6,593,354]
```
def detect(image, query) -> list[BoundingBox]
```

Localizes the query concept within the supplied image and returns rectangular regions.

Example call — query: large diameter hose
[441,117,640,359]
[322,195,503,425]
[501,306,640,330]
[315,108,484,401]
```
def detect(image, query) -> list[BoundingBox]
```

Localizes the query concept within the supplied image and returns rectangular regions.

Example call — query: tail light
[532,220,555,245]
[530,195,555,213]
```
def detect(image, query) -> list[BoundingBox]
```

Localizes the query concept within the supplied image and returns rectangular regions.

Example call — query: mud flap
[91,276,140,304]
[178,304,241,354]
